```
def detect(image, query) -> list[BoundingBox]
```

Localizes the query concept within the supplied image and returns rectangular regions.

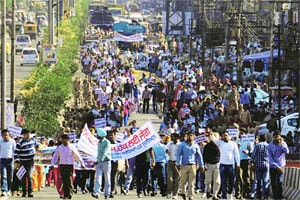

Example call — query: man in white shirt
[0,129,16,196]
[166,133,181,199]
[215,132,240,200]
[52,134,85,199]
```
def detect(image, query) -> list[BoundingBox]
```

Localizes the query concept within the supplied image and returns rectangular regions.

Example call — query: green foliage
[18,2,89,137]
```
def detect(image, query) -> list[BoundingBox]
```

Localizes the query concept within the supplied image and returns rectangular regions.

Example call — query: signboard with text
[43,45,57,64]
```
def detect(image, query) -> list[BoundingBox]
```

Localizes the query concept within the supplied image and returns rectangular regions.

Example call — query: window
[287,118,298,128]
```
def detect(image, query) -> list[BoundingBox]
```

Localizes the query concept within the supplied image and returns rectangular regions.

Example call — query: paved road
[5,186,210,200]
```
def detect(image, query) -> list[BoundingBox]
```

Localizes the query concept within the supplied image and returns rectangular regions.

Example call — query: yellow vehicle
[24,22,37,40]
[107,4,126,16]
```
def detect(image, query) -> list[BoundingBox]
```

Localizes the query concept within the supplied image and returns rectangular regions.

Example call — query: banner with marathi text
[77,120,161,160]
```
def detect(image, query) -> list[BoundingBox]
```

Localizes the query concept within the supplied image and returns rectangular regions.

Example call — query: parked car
[20,47,39,66]
[258,112,299,136]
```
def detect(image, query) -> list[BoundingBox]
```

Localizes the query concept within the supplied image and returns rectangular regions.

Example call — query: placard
[195,134,207,143]
[226,129,239,138]
[94,118,106,129]
[43,45,57,64]
[241,134,255,143]
[8,125,22,137]
[198,128,206,133]
[187,116,195,124]
[115,133,125,143]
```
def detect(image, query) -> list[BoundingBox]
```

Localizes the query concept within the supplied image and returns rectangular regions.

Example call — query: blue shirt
[176,141,204,167]
[97,138,111,163]
[237,139,254,160]
[152,143,167,163]
[267,141,289,169]
[251,141,269,168]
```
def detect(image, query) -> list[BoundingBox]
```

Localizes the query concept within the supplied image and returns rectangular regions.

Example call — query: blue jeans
[255,167,269,198]
[0,159,13,192]
[195,169,206,192]
[220,164,234,199]
[94,161,111,197]
[124,167,134,190]
[20,160,34,195]
[151,162,166,195]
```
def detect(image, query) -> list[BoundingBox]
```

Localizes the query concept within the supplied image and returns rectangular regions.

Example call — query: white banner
[77,121,161,160]
[111,120,161,160]
[114,31,144,42]
[77,124,98,157]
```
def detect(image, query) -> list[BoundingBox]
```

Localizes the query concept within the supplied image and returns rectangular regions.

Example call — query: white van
[16,35,32,53]
[258,112,299,136]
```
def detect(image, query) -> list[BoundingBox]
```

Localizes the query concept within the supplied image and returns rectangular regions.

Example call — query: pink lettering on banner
[128,134,140,147]
[82,128,98,146]
[117,143,129,152]
[138,127,151,140]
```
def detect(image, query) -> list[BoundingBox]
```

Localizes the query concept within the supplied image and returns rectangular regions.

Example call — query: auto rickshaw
[24,22,37,40]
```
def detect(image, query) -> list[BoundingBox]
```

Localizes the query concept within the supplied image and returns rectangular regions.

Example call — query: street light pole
[11,0,16,103]
[49,0,54,44]
[1,0,7,129]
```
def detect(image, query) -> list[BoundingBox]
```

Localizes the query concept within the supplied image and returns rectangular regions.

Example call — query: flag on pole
[16,165,27,180]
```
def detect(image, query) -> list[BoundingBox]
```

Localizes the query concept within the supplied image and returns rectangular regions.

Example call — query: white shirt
[167,141,180,161]
[216,140,240,166]
[0,138,16,159]
[52,143,84,166]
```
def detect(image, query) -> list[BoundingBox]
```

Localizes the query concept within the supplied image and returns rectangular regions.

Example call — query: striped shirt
[15,137,39,161]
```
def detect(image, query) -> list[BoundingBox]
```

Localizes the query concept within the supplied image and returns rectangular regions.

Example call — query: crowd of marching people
[1,23,299,200]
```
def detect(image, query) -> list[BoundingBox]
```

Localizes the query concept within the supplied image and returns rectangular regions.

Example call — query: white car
[16,35,32,53]
[20,48,39,66]
[240,88,269,105]
[258,112,299,136]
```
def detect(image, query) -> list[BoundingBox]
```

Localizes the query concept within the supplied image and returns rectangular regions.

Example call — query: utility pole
[201,0,206,68]
[269,2,275,109]
[1,0,7,129]
[236,0,242,86]
[49,0,55,44]
[224,0,230,70]
[11,0,16,102]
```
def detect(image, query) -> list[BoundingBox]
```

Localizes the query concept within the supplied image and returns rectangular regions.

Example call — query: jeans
[270,167,283,199]
[152,100,157,112]
[94,161,111,197]
[124,167,134,190]
[195,169,206,193]
[255,167,269,198]
[151,162,166,195]
[0,159,13,192]
[143,99,150,113]
[20,160,34,195]
[123,114,129,126]
[220,164,234,199]
[135,161,150,195]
